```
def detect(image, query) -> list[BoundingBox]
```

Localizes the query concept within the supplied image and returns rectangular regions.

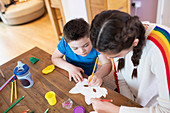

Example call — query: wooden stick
[0,69,5,78]
[89,57,98,86]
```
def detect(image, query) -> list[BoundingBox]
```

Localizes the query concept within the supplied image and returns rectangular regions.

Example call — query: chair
[0,0,45,25]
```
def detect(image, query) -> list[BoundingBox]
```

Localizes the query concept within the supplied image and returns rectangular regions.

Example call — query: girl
[90,10,170,113]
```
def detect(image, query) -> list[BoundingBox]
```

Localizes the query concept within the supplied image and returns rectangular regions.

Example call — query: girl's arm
[88,54,112,86]
[95,54,112,78]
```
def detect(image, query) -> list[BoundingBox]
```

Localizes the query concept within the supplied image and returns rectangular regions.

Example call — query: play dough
[42,64,55,74]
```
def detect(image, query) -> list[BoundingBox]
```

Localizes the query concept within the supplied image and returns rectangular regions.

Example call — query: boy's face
[68,36,92,56]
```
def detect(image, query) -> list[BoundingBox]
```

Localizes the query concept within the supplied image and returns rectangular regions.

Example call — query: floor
[0,13,59,65]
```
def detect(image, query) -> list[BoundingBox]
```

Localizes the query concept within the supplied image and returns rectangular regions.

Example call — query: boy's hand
[68,66,84,82]
[88,74,102,86]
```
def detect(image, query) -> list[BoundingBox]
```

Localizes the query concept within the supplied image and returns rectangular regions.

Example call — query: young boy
[52,18,112,86]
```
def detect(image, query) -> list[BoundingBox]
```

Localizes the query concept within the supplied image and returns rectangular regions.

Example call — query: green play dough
[29,57,39,64]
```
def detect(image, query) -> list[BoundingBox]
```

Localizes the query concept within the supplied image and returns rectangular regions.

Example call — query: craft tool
[10,82,14,103]
[44,108,49,113]
[4,96,25,113]
[100,99,113,102]
[14,80,17,99]
[0,75,15,91]
[11,76,17,103]
[12,75,17,82]
[0,69,5,78]
[22,109,30,113]
[89,57,98,86]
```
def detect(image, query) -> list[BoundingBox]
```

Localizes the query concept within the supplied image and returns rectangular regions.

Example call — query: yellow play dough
[42,64,55,74]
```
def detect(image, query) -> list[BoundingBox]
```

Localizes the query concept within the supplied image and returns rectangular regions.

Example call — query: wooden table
[0,47,141,113]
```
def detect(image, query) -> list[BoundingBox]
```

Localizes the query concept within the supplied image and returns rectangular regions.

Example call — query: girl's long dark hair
[90,10,146,78]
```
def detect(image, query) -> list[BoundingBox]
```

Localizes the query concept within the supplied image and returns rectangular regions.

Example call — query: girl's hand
[91,98,120,113]
[88,74,102,86]
[68,66,84,82]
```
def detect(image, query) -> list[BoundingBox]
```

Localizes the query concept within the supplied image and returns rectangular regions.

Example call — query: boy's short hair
[63,18,90,43]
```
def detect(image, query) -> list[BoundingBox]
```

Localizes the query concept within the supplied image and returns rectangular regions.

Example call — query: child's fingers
[79,68,84,74]
[87,75,92,83]
[91,98,101,104]
[89,75,96,84]
[78,72,83,81]
[94,78,102,86]
[72,75,78,82]
[76,75,82,82]
[95,81,102,86]
[69,75,72,81]
[75,72,83,82]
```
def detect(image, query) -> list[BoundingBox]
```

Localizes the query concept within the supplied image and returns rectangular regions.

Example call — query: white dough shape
[69,79,108,105]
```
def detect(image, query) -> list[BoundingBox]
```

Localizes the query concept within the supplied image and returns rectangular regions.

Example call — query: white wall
[162,0,170,27]
[157,0,170,27]
[61,0,88,23]
[131,0,158,23]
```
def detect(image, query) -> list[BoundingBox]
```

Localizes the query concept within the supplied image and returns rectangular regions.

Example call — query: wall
[61,0,163,25]
[61,0,88,23]
[162,0,170,27]
[131,0,158,23]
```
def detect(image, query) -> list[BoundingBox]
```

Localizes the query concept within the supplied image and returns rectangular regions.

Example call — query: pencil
[44,108,49,113]
[0,69,5,78]
[100,99,113,102]
[22,109,30,113]
[89,57,99,86]
[10,82,14,103]
[4,96,25,113]
[14,80,17,99]
[0,75,15,91]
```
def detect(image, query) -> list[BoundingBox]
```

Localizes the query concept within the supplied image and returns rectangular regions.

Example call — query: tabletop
[0,47,141,113]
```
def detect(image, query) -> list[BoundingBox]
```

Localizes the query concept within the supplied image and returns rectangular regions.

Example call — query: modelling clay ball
[29,57,39,64]
[73,106,85,113]
[42,64,55,74]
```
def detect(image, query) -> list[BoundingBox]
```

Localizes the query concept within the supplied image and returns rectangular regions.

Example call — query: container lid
[14,64,29,75]
[73,106,85,113]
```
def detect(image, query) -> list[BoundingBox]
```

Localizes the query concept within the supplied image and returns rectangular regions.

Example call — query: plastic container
[45,91,57,106]
[73,106,85,113]
[14,61,34,88]
[62,98,73,109]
